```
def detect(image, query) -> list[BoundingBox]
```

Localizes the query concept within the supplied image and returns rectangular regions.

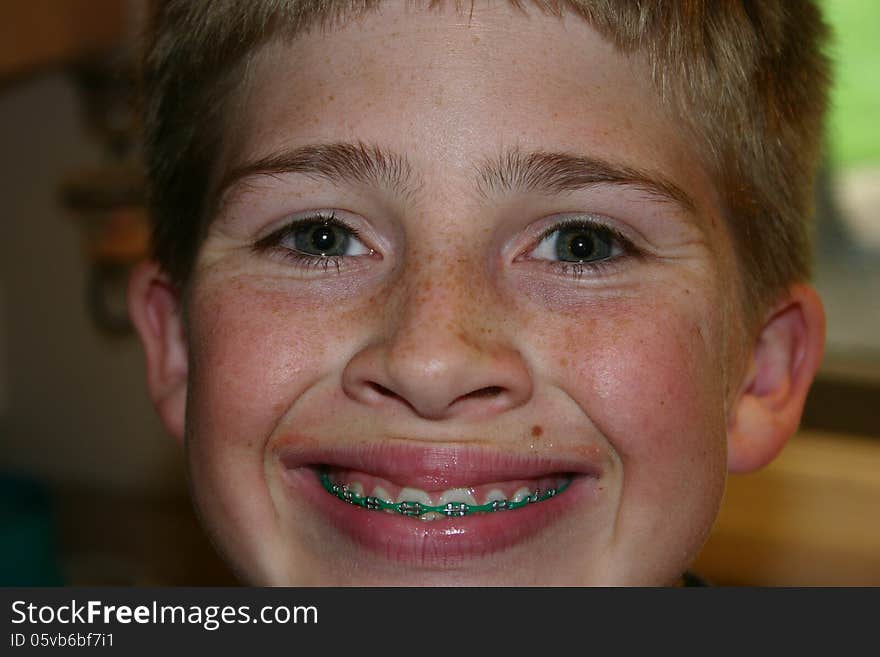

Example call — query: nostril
[368,382,400,399]
[366,381,423,415]
[456,386,505,402]
[368,380,505,414]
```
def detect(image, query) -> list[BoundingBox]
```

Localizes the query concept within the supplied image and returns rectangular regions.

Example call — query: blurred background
[0,0,877,586]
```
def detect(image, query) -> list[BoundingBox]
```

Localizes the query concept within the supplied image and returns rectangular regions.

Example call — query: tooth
[511,487,532,503]
[397,487,433,506]
[420,512,442,521]
[484,488,507,504]
[372,486,393,504]
[439,488,477,506]
[348,481,365,498]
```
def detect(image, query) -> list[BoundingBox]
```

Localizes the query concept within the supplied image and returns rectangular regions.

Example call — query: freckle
[531,425,543,437]
[574,443,601,460]
[328,94,335,102]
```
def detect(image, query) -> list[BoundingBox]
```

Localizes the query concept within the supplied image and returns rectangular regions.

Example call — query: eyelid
[253,209,377,256]
[505,213,648,283]
[543,213,629,236]
[516,214,638,260]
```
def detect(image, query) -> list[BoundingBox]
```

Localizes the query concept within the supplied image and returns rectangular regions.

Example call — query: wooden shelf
[694,430,880,586]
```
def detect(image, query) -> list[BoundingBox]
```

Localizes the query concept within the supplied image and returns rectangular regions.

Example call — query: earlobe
[727,284,825,473]
[127,261,188,443]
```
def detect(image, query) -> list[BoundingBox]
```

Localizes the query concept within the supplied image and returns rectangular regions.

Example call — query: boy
[128,0,830,585]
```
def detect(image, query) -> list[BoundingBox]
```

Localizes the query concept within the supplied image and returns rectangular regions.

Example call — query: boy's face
[182,2,741,585]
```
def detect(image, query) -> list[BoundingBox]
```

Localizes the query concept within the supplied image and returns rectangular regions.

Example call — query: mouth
[319,467,572,519]
[278,442,602,567]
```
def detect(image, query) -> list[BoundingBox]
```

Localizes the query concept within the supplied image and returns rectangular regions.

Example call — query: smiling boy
[129,1,830,585]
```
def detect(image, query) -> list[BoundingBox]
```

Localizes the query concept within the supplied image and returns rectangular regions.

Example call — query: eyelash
[252,213,639,279]
[252,211,368,272]
[526,217,639,279]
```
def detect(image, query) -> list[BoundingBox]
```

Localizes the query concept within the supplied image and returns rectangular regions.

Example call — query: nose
[341,274,533,422]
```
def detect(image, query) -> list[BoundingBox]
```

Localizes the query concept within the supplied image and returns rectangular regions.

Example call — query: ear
[727,284,825,473]
[127,261,188,443]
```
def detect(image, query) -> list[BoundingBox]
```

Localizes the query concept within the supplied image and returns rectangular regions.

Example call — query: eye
[286,217,370,257]
[528,219,625,264]
[254,212,373,261]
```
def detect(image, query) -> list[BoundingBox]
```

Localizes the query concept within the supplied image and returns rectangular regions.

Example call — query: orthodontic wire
[319,471,570,517]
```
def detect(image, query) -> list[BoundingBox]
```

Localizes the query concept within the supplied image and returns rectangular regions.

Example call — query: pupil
[310,225,337,253]
[565,231,595,260]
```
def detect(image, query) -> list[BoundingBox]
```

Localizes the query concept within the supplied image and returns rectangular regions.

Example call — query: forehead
[225,2,723,235]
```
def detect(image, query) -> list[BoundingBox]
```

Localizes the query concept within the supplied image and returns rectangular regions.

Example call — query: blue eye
[254,212,372,267]
[529,221,623,263]
[289,220,370,257]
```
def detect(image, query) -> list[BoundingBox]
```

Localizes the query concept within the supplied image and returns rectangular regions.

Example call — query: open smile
[319,468,572,519]
[278,442,602,566]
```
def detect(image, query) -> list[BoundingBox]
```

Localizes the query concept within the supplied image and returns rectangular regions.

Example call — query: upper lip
[277,440,603,490]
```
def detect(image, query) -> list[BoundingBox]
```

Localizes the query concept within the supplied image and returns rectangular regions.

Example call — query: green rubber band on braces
[319,472,570,517]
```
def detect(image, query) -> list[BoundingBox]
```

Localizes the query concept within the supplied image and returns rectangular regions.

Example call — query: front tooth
[484,489,507,504]
[511,487,532,503]
[372,486,393,504]
[397,487,433,506]
[420,512,442,521]
[348,481,365,498]
[439,488,477,506]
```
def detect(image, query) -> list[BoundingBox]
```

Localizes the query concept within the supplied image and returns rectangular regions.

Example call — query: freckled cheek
[184,283,367,455]
[544,304,729,557]
[544,304,727,474]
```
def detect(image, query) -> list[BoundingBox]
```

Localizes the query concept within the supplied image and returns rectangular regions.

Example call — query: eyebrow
[477,147,696,213]
[219,141,420,204]
[219,141,695,215]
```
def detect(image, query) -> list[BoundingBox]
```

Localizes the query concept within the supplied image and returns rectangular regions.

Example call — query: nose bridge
[390,251,489,356]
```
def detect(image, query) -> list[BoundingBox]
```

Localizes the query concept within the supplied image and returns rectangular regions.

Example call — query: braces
[319,471,570,517]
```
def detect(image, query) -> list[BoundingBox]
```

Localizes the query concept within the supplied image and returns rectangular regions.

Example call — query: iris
[295,222,349,256]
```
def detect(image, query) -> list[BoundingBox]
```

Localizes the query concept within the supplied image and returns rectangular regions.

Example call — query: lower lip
[284,466,594,567]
